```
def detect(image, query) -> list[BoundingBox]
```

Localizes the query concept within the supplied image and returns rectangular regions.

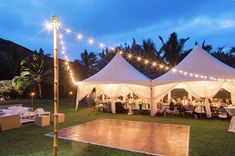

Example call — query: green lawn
[0,99,235,156]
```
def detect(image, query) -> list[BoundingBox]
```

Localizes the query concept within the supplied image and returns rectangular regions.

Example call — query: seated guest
[156,99,167,115]
[217,99,226,112]
[212,98,219,108]
[186,99,194,111]
[216,99,229,119]
[182,96,188,106]
[175,98,186,114]
[169,98,175,111]
[137,97,143,110]
[193,99,205,119]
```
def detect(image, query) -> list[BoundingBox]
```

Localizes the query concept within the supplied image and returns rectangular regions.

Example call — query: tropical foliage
[0,80,18,100]
[1,32,235,99]
[13,49,51,98]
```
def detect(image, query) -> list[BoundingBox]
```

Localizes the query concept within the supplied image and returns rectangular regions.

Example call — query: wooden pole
[53,15,59,156]
[150,80,155,116]
[31,95,34,111]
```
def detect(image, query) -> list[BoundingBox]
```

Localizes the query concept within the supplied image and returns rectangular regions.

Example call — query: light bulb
[66,29,71,33]
[44,21,53,30]
[99,43,104,48]
[77,34,83,40]
[88,38,94,44]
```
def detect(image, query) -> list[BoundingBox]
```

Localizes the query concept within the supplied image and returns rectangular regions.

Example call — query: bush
[0,80,19,100]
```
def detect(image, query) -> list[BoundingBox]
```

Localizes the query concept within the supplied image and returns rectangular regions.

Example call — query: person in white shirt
[193,99,205,119]
[182,96,188,106]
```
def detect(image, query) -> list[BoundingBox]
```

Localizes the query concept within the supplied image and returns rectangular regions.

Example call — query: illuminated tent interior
[75,53,152,112]
[151,45,235,114]
[76,45,235,116]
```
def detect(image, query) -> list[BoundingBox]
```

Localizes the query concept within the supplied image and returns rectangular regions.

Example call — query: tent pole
[168,90,171,103]
[150,80,155,116]
[53,15,59,156]
[111,97,116,113]
[75,86,79,111]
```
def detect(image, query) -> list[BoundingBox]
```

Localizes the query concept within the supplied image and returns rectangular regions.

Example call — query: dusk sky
[0,0,235,60]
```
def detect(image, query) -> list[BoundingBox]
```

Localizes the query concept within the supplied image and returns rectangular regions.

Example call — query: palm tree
[159,32,189,66]
[13,48,51,98]
[229,47,235,55]
[201,40,213,53]
[80,50,97,77]
[81,50,97,68]
[142,39,162,61]
[96,48,116,70]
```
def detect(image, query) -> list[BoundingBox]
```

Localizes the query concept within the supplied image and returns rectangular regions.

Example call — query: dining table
[225,106,235,133]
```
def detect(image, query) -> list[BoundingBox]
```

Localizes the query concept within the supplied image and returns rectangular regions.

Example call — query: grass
[0,99,235,156]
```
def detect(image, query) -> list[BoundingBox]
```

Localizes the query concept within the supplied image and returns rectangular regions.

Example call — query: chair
[35,115,50,127]
[0,115,21,131]
[51,113,65,123]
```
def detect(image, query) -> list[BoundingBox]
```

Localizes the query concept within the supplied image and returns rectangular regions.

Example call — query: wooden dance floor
[47,119,190,156]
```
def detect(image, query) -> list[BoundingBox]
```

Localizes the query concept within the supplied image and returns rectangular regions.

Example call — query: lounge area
[0,104,52,131]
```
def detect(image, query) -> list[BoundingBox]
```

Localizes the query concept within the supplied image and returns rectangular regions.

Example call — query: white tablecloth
[225,107,235,133]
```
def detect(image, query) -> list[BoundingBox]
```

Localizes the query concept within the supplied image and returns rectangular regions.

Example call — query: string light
[144,60,149,64]
[99,43,105,48]
[44,21,53,30]
[66,28,71,33]
[58,32,78,85]
[46,21,235,85]
[77,34,83,40]
[88,38,94,44]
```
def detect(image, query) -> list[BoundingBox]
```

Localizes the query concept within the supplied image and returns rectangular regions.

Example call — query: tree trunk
[38,83,42,98]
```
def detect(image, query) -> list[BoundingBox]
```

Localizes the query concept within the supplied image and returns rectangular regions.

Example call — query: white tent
[152,45,235,113]
[76,53,152,113]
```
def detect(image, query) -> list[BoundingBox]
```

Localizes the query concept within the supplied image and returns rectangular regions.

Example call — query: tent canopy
[153,45,235,86]
[150,45,235,112]
[82,53,150,86]
[76,53,151,111]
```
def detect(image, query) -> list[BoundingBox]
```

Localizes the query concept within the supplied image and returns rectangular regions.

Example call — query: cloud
[174,16,235,33]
